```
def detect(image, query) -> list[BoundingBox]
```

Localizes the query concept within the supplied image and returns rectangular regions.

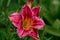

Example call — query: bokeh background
[0,0,60,40]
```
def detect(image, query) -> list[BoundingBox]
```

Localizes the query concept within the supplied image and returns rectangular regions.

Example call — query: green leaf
[45,25,60,37]
[0,0,4,7]
[53,19,60,29]
[41,5,55,25]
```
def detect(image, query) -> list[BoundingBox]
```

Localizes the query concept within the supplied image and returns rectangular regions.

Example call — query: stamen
[23,18,33,30]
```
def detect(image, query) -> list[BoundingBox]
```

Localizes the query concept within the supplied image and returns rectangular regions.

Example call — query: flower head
[9,4,45,40]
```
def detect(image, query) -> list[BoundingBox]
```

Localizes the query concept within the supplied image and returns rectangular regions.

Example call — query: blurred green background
[0,0,60,40]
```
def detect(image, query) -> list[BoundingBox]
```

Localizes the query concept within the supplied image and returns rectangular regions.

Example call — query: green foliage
[0,0,60,40]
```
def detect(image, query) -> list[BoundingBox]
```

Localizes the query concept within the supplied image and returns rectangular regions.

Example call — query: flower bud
[26,0,34,8]
[27,0,34,3]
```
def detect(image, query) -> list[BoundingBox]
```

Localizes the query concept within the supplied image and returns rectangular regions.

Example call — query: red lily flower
[9,4,45,40]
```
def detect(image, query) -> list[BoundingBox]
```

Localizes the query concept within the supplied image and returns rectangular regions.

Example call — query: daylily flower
[9,4,45,40]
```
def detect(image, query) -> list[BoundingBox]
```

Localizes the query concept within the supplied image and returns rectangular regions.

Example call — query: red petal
[29,29,40,40]
[32,6,40,17]
[17,29,32,38]
[22,5,32,19]
[32,17,45,30]
[9,13,23,28]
